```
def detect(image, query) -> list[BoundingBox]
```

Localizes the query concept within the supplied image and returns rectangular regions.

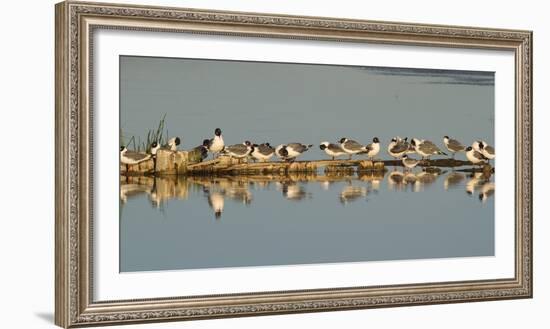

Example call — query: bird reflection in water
[119,167,496,218]
[339,184,368,205]
[119,176,189,210]
[225,185,253,205]
[465,172,485,196]
[357,172,383,194]
[413,171,441,192]
[199,178,253,219]
[387,170,405,191]
[277,181,310,201]
[319,181,331,191]
[120,183,152,204]
[207,191,224,219]
[444,172,465,190]
[403,172,417,186]
[479,182,495,203]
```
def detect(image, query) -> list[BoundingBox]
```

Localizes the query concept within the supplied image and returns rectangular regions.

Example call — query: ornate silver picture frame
[55,1,532,327]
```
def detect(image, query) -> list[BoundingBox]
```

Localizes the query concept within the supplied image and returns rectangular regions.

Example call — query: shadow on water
[120,169,494,219]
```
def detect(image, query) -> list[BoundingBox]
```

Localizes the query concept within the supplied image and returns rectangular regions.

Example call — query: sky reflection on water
[120,169,494,272]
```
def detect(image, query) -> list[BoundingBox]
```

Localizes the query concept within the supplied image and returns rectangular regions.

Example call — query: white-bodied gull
[319,141,346,160]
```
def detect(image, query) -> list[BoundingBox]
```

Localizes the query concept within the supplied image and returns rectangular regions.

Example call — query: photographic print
[56,3,532,326]
[119,56,495,272]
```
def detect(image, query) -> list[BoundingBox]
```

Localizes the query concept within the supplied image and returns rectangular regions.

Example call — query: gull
[401,154,419,171]
[443,136,465,158]
[150,141,160,171]
[479,141,495,162]
[276,143,312,162]
[191,139,210,162]
[221,141,253,160]
[286,143,313,160]
[360,137,381,160]
[411,138,447,160]
[206,128,224,158]
[339,137,369,159]
[150,141,160,156]
[388,137,410,160]
[251,143,275,162]
[319,141,346,160]
[275,144,289,161]
[161,136,181,152]
[406,142,417,154]
[465,146,487,166]
[472,140,483,152]
[120,145,152,172]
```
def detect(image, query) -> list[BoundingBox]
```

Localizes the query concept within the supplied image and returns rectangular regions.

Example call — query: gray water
[120,170,494,272]
[120,56,495,157]
[120,56,495,272]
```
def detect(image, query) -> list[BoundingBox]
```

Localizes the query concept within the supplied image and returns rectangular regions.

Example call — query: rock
[358,160,384,171]
[120,150,189,175]
[154,149,188,174]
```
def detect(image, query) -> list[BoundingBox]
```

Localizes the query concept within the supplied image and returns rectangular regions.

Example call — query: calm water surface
[120,169,494,272]
[119,57,495,272]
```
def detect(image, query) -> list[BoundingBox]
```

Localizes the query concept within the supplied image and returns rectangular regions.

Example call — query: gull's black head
[151,141,158,148]
[479,142,485,149]
[244,140,251,146]
[174,137,181,145]
[202,139,210,147]
[264,142,270,147]
[339,137,347,143]
[391,138,397,143]
[373,137,379,143]
[402,154,408,159]
[465,146,473,151]
[120,146,125,152]
[411,139,416,146]
[444,135,449,139]
[214,128,222,136]
[279,146,288,157]
[215,210,222,219]
[320,144,327,150]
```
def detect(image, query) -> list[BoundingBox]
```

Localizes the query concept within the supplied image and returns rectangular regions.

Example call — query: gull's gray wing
[343,139,364,151]
[447,139,465,151]
[287,143,309,153]
[473,150,486,160]
[419,140,443,154]
[391,141,409,153]
[327,143,344,152]
[225,144,248,154]
[257,144,274,155]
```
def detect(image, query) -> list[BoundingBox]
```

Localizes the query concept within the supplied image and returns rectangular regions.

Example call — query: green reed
[120,114,168,153]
